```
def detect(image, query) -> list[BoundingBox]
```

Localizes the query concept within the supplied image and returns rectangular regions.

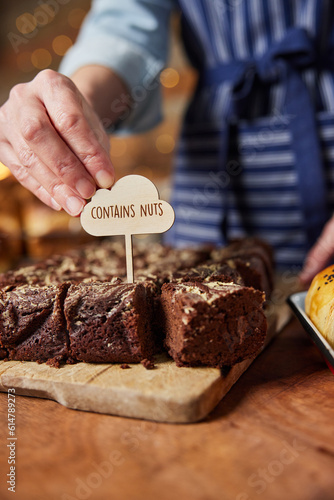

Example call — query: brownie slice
[210,238,274,298]
[64,281,158,363]
[0,263,52,288]
[0,254,124,289]
[168,262,244,285]
[0,283,69,366]
[222,256,272,299]
[161,281,267,368]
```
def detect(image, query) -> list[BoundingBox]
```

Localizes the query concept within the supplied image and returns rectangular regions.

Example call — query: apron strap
[200,27,329,249]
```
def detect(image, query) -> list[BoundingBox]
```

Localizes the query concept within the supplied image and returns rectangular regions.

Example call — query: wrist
[71,65,130,125]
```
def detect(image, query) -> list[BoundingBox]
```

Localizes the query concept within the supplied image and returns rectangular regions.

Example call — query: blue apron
[166,0,334,269]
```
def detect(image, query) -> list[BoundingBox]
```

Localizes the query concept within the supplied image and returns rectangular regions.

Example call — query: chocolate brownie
[222,256,272,299]
[64,281,158,363]
[0,238,273,368]
[161,281,267,368]
[167,262,244,285]
[224,237,274,270]
[0,283,69,367]
[0,261,55,288]
[0,254,124,288]
[210,238,274,298]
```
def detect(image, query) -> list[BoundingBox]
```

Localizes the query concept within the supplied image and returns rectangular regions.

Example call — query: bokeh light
[160,68,180,88]
[155,134,175,154]
[133,234,149,240]
[68,8,87,29]
[0,163,11,181]
[16,13,37,35]
[31,49,52,70]
[17,52,34,73]
[52,35,73,56]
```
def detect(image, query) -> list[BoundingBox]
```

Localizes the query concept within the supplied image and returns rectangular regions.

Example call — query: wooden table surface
[1,318,334,500]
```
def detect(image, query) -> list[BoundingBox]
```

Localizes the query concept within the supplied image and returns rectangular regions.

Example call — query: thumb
[299,216,334,285]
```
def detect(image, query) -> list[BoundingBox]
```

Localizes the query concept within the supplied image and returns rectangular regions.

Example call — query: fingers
[0,70,115,215]
[36,70,114,188]
[299,217,334,285]
[0,142,60,210]
[0,140,85,216]
[6,97,96,200]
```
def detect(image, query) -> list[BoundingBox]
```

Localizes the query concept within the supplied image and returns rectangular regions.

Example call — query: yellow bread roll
[305,265,334,348]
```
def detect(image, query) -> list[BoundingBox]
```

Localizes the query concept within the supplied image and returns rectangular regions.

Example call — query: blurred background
[0,0,196,270]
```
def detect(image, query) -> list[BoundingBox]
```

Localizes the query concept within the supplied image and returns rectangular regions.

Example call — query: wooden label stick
[125,233,134,284]
[80,175,175,283]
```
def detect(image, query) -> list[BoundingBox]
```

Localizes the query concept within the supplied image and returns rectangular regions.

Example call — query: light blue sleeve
[59,0,177,134]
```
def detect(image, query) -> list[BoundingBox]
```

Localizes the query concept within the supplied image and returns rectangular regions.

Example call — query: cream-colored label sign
[80,175,175,236]
[80,175,175,283]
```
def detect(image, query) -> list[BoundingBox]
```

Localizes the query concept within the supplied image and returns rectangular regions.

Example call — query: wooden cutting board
[0,297,292,423]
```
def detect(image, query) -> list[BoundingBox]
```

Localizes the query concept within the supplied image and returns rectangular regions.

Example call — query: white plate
[287,291,334,373]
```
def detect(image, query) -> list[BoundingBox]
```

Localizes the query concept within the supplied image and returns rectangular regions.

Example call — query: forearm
[71,65,131,128]
[59,0,175,135]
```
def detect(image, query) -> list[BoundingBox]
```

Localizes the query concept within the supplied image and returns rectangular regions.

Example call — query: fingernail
[76,178,96,199]
[66,196,84,216]
[96,170,114,189]
[51,198,62,211]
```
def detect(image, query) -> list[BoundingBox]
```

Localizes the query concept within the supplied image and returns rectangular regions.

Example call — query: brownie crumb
[120,363,131,369]
[46,356,63,368]
[141,358,156,370]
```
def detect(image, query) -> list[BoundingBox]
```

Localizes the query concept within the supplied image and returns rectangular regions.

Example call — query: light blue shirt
[59,0,177,134]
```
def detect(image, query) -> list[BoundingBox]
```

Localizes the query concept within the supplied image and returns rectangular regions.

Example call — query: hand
[0,69,115,216]
[299,216,334,285]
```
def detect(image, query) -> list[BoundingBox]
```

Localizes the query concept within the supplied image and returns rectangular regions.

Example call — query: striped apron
[165,0,334,269]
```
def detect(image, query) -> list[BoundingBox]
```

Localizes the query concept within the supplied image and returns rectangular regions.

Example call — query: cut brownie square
[161,281,267,368]
[223,256,272,300]
[0,283,69,366]
[0,250,124,289]
[169,262,244,285]
[210,237,274,298]
[64,281,158,363]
